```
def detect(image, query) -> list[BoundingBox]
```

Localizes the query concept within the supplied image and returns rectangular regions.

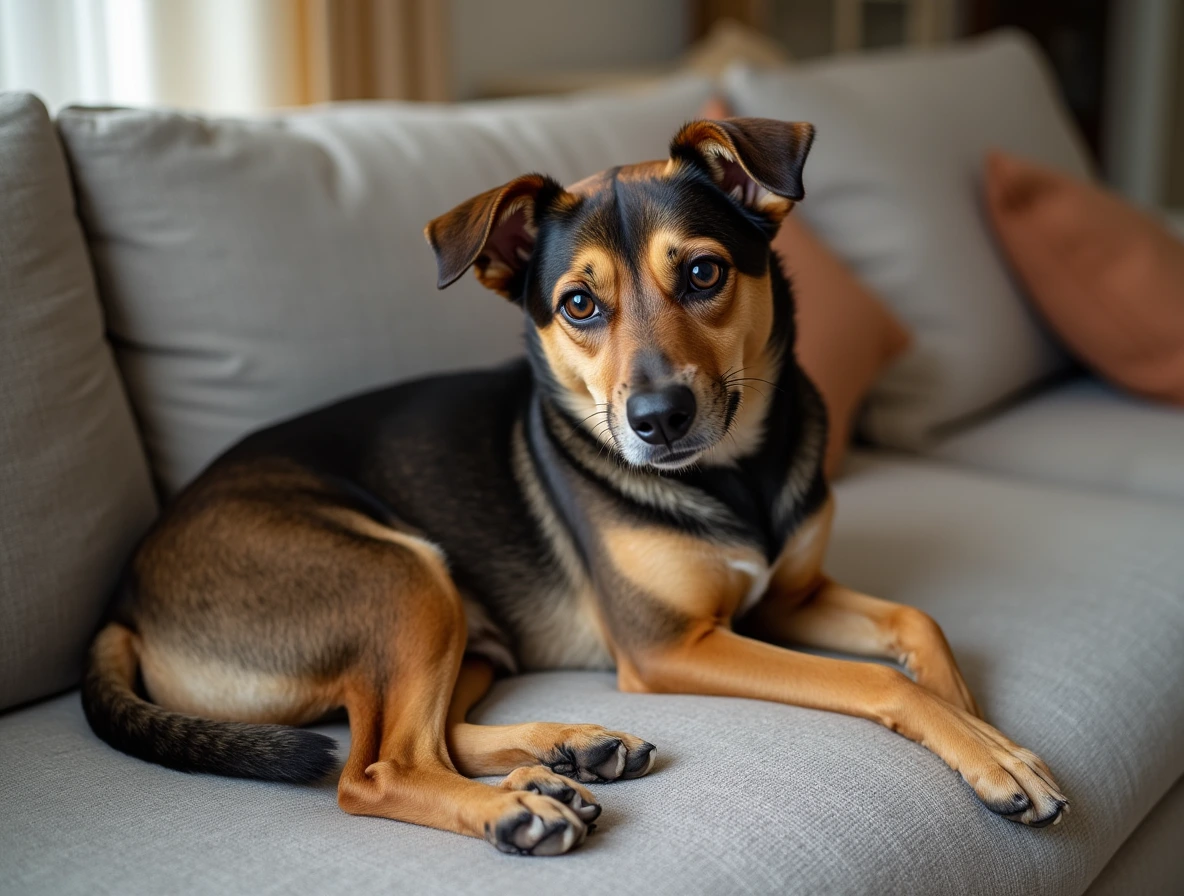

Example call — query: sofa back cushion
[57,77,714,495]
[0,93,158,711]
[724,30,1093,450]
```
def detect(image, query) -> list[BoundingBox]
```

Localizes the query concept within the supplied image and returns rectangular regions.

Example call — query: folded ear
[671,117,815,226]
[425,173,561,298]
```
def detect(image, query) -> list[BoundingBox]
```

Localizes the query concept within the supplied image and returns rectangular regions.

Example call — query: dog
[83,116,1067,856]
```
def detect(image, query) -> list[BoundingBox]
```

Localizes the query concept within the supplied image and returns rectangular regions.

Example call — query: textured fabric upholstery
[3,456,1181,894]
[930,377,1184,503]
[0,92,157,711]
[723,31,1093,451]
[55,78,713,495]
[1082,777,1184,895]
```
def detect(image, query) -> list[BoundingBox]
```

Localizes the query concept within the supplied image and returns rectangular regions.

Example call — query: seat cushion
[1083,776,1184,895]
[723,31,1093,451]
[0,92,157,711]
[930,377,1184,502]
[55,77,713,495]
[3,455,1182,894]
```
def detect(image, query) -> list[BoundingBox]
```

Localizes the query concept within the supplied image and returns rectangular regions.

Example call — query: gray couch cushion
[1083,776,1184,895]
[930,377,1184,503]
[0,93,157,712]
[55,77,714,495]
[723,31,1093,452]
[3,456,1181,894]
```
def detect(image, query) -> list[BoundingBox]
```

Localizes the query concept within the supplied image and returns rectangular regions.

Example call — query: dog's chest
[727,556,775,616]
[599,522,775,623]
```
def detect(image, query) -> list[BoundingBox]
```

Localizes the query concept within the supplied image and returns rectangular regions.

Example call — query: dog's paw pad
[485,793,587,857]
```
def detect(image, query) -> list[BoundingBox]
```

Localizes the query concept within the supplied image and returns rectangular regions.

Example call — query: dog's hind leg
[446,657,656,782]
[335,560,589,855]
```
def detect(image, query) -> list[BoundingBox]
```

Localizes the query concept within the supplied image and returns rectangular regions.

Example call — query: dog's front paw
[544,727,655,783]
[501,765,602,823]
[484,791,589,856]
[947,709,1068,827]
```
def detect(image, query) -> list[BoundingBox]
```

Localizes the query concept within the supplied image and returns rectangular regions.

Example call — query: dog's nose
[626,385,696,445]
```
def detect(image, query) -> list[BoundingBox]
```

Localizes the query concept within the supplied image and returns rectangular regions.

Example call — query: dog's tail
[81,622,337,783]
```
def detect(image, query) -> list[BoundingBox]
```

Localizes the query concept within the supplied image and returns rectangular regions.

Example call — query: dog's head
[426,117,814,471]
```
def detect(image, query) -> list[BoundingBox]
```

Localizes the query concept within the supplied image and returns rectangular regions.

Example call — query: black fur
[81,641,337,783]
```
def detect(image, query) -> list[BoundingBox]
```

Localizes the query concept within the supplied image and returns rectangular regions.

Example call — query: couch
[2,31,1182,895]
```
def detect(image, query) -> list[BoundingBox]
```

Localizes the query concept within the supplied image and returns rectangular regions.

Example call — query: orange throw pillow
[985,151,1184,405]
[699,97,911,475]
[774,216,911,475]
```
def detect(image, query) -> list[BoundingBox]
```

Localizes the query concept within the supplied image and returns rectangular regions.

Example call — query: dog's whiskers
[727,381,768,401]
[725,376,784,397]
[567,404,611,441]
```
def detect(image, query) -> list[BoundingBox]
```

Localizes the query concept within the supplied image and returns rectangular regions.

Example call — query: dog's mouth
[646,445,704,470]
[611,423,721,472]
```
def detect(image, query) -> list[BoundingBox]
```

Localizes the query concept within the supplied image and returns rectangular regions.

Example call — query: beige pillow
[986,151,1184,406]
[0,93,157,710]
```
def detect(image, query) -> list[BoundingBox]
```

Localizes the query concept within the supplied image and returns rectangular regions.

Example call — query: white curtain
[0,0,308,113]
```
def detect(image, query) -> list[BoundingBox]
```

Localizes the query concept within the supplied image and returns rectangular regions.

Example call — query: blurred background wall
[0,0,1180,209]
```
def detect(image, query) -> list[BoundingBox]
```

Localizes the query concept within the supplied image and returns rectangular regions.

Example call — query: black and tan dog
[84,117,1067,856]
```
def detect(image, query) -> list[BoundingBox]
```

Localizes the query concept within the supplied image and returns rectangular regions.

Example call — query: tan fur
[602,525,768,623]
[446,660,649,781]
[617,623,1059,821]
[140,647,336,726]
[90,622,138,691]
[768,496,834,597]
[744,578,981,717]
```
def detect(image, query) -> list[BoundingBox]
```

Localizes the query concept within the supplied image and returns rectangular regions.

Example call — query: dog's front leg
[729,498,980,716]
[741,578,981,717]
[616,625,1066,827]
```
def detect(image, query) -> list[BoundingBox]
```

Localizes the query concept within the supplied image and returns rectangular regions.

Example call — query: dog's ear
[671,117,815,226]
[425,173,562,299]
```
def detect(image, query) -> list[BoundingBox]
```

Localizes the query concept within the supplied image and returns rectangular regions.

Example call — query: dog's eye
[688,258,724,292]
[560,291,599,323]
